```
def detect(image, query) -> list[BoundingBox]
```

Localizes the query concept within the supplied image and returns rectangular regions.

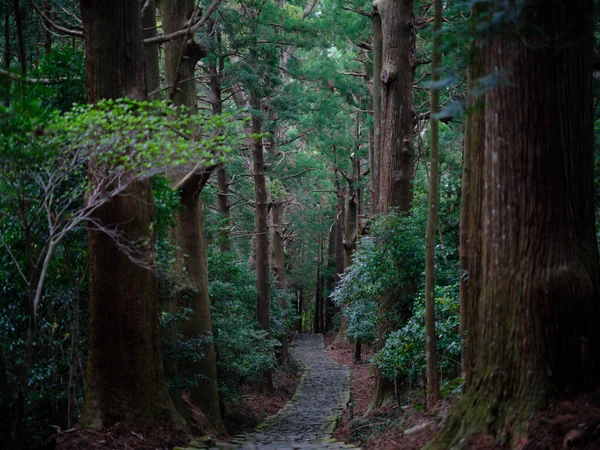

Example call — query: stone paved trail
[226,333,359,450]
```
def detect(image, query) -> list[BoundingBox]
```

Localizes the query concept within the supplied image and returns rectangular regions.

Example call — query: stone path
[226,333,359,450]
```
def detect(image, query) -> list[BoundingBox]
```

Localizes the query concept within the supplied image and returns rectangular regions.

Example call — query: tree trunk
[371,11,382,214]
[251,95,273,393]
[353,339,361,364]
[0,341,8,445]
[65,241,81,429]
[176,177,225,434]
[313,264,321,334]
[142,0,160,97]
[12,0,25,74]
[271,200,290,363]
[79,0,178,429]
[161,0,223,433]
[372,0,415,409]
[424,0,442,412]
[429,1,600,447]
[459,5,486,385]
[3,8,10,69]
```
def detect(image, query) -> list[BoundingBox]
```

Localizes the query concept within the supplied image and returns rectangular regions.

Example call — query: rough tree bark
[424,0,441,412]
[371,9,382,215]
[251,94,273,393]
[371,0,415,409]
[161,0,224,434]
[428,1,600,447]
[80,0,178,428]
[458,5,486,385]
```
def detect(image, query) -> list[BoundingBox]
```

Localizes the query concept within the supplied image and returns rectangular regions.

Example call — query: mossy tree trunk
[428,1,600,447]
[161,0,224,434]
[372,0,415,409]
[80,0,178,428]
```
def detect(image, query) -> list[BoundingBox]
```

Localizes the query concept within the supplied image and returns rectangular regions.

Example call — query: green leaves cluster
[376,283,461,387]
[208,252,279,403]
[331,211,426,343]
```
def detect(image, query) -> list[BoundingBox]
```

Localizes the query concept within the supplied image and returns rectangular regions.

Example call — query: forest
[1,0,600,449]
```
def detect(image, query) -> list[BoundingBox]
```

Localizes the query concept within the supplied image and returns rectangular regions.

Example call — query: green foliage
[208,252,279,403]
[331,211,427,343]
[376,283,461,387]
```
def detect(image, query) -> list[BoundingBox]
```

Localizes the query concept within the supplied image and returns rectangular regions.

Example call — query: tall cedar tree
[372,0,415,408]
[79,0,179,428]
[161,0,225,433]
[429,1,600,447]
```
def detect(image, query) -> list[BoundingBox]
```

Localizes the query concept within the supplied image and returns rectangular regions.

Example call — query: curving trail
[227,333,359,450]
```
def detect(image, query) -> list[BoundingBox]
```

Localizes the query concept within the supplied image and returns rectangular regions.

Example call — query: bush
[331,211,426,344]
[208,253,279,403]
[376,282,461,388]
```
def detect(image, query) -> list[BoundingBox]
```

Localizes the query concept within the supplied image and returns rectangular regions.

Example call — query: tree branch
[143,0,222,45]
[32,2,83,38]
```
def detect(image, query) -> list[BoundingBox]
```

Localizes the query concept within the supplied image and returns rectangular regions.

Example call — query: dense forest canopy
[1,0,600,449]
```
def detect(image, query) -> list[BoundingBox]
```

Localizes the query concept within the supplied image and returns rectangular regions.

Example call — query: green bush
[331,211,426,344]
[208,252,279,403]
[376,282,461,388]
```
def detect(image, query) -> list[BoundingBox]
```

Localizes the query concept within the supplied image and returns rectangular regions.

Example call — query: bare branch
[32,2,84,38]
[0,68,70,84]
[143,0,222,45]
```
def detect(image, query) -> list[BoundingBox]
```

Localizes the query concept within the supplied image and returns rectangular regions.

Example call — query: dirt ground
[325,334,600,450]
[55,361,302,450]
[324,334,446,450]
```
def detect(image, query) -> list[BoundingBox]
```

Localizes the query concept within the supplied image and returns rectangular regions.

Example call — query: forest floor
[325,335,449,450]
[54,362,301,450]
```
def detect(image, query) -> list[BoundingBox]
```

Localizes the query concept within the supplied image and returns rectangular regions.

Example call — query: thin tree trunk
[353,339,361,363]
[424,0,442,412]
[3,8,10,69]
[251,94,273,393]
[142,0,160,96]
[80,0,179,428]
[65,241,81,429]
[12,0,25,74]
[0,341,8,444]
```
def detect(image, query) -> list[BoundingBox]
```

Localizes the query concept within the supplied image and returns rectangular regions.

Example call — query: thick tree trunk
[79,0,178,429]
[372,0,415,409]
[176,177,224,434]
[424,0,442,412]
[429,1,600,447]
[161,0,223,433]
[459,5,486,385]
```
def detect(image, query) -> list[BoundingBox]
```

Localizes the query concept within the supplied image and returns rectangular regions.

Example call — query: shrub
[376,282,461,389]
